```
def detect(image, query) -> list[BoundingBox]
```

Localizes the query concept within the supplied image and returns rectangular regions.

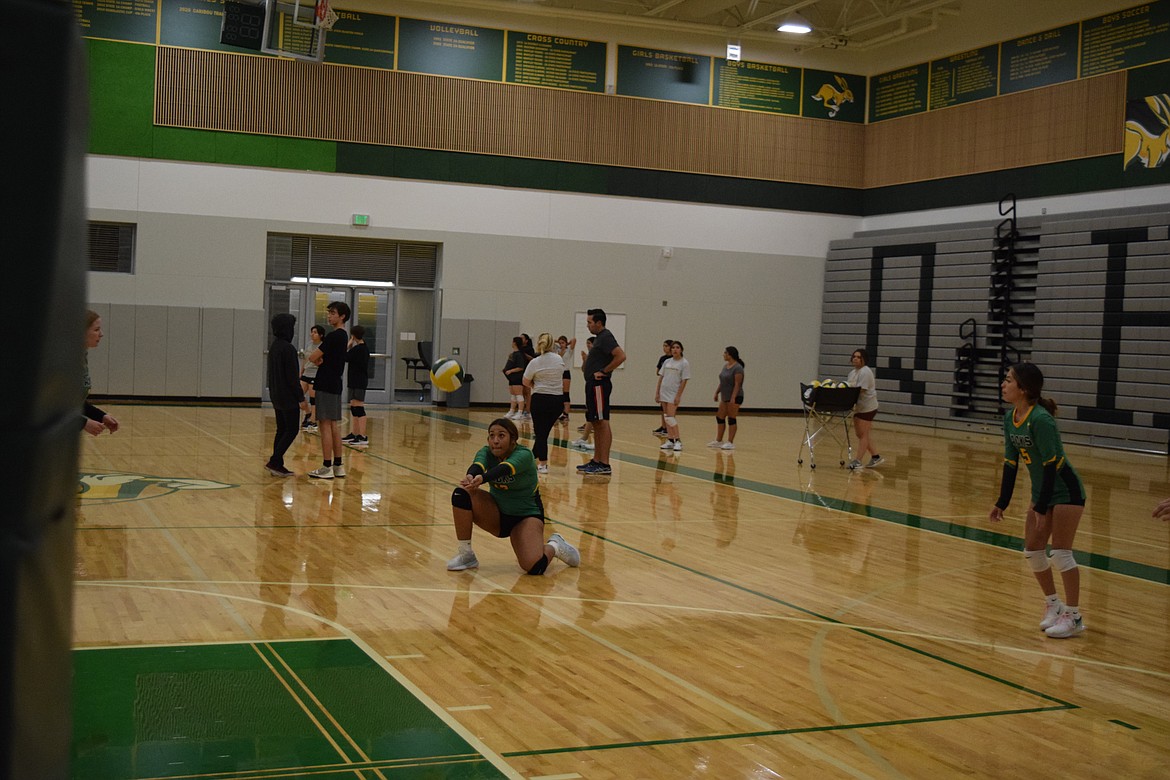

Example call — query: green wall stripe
[861,155,1130,215]
[333,142,864,214]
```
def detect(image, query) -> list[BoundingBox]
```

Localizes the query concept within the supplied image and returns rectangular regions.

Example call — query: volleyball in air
[430,357,465,392]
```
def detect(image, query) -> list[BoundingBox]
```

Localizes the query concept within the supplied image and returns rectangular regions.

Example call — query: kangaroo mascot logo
[79,472,236,503]
[1124,94,1170,170]
[812,74,854,118]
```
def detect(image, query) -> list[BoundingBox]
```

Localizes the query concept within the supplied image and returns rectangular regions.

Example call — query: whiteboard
[572,311,626,370]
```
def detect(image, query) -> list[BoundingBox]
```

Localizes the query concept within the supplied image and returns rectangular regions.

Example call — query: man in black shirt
[343,325,371,448]
[577,309,626,476]
[306,301,350,479]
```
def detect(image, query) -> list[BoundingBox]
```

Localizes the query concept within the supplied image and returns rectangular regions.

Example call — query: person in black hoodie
[266,313,307,477]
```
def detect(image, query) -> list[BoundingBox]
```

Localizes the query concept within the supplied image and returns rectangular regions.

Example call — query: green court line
[407,410,1085,707]
[1110,719,1140,730]
[416,409,1170,586]
[501,704,1073,757]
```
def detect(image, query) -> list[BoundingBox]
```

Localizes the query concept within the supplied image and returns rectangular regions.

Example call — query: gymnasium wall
[819,205,1170,453]
[87,156,847,407]
[87,37,1153,217]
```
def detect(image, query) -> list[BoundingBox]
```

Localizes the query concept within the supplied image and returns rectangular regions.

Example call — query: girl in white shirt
[656,341,691,452]
[846,348,883,469]
[523,333,569,473]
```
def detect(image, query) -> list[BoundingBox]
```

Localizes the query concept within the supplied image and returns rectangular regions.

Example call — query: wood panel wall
[153,47,865,188]
[154,48,1127,192]
[864,72,1125,188]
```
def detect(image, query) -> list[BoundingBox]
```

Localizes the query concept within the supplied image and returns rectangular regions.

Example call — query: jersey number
[1018,449,1032,465]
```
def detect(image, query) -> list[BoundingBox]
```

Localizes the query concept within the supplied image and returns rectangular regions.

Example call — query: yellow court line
[261,642,377,766]
[248,642,357,767]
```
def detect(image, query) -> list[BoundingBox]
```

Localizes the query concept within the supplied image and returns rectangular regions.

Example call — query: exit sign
[352,214,370,227]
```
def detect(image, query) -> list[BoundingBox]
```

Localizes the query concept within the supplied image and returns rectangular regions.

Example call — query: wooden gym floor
[74,404,1170,779]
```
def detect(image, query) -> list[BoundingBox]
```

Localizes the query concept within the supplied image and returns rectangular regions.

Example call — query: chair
[402,341,432,401]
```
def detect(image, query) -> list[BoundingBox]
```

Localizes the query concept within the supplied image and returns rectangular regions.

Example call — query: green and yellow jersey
[470,444,542,517]
[997,403,1085,513]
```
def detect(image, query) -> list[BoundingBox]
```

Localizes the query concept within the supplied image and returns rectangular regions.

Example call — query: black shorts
[585,376,612,421]
[855,409,877,421]
[300,375,316,385]
[493,495,545,538]
[348,387,366,402]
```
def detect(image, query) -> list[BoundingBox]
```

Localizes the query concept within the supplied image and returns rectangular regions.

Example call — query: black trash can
[446,374,474,408]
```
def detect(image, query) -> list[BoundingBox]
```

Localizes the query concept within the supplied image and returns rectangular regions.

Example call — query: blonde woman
[523,333,568,474]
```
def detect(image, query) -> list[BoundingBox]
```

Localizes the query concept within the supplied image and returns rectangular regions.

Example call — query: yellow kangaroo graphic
[812,74,854,118]
[1124,94,1170,169]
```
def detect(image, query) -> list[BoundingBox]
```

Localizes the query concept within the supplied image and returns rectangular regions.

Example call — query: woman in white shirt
[656,341,691,452]
[523,333,569,473]
[846,348,883,469]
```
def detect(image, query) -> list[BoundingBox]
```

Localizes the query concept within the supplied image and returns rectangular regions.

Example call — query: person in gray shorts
[305,301,350,479]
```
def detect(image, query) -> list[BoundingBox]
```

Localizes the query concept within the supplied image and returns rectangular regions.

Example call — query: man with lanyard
[577,309,626,475]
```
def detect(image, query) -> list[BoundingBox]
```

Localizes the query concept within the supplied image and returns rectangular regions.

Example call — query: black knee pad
[526,555,550,575]
[309,397,316,406]
[451,487,472,510]
[716,416,725,425]
[351,406,366,417]
[728,418,737,426]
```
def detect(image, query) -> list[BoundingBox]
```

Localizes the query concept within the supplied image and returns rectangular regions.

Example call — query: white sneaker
[721,442,735,450]
[333,463,346,478]
[846,459,862,470]
[707,440,723,448]
[1044,610,1085,638]
[446,549,479,571]
[1040,600,1064,630]
[521,412,532,421]
[308,466,334,480]
[571,438,594,450]
[673,440,683,451]
[537,464,549,474]
[548,532,580,567]
[660,441,674,450]
[866,455,885,468]
[505,411,519,420]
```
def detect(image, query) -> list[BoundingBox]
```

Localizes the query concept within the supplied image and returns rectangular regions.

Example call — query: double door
[265,283,394,404]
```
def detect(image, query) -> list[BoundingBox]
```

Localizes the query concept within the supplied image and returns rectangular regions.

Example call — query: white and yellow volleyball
[430,358,465,393]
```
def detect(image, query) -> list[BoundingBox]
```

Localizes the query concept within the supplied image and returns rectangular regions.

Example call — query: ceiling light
[777,12,812,34]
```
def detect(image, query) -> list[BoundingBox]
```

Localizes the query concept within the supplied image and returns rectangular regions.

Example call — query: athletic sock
[1067,606,1081,619]
[322,460,331,469]
[546,538,561,556]
[333,457,343,467]
[1045,593,1060,606]
[458,539,473,553]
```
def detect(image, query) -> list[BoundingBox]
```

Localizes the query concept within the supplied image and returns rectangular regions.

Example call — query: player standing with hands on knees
[988,362,1087,638]
[578,309,626,475]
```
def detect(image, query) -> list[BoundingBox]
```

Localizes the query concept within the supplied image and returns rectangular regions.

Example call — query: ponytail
[1010,362,1056,415]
